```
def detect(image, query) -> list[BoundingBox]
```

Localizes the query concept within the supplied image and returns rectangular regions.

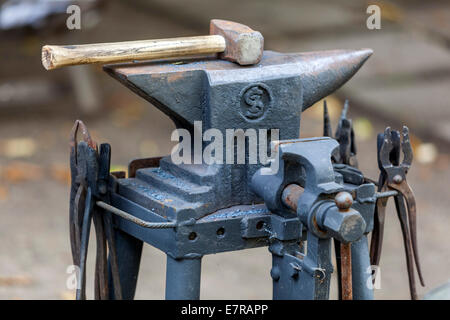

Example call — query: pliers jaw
[379,126,412,184]
[400,126,413,170]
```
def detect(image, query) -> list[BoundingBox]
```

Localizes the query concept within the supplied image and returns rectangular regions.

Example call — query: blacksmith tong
[69,120,122,300]
[370,126,425,299]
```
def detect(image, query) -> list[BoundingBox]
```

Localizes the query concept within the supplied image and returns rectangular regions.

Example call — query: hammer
[42,19,263,70]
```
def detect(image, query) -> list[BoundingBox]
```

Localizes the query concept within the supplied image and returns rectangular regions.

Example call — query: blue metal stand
[109,229,143,299]
[165,256,202,300]
[351,236,374,300]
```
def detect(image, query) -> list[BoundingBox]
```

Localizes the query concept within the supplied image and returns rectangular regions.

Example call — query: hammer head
[210,19,264,65]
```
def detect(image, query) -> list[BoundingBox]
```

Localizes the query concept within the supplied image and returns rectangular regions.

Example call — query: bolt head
[270,266,280,281]
[393,174,403,184]
[335,192,353,211]
[323,207,366,243]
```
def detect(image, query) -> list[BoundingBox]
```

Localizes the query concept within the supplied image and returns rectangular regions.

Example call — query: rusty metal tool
[370,126,425,299]
[41,19,263,70]
[323,99,357,167]
[323,100,360,300]
[335,192,356,300]
[340,242,353,300]
[70,120,99,299]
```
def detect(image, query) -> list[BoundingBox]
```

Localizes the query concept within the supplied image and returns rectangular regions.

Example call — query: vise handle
[41,19,263,70]
[281,185,365,244]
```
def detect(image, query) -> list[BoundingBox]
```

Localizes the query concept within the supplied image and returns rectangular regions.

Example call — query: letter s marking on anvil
[239,83,272,121]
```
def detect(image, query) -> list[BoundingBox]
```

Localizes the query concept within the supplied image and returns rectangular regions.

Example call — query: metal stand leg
[108,229,143,299]
[271,253,290,300]
[271,236,333,300]
[165,255,202,300]
[351,235,374,300]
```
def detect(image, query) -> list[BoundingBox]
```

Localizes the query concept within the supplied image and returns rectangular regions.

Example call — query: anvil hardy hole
[188,232,197,241]
[216,227,225,237]
[256,221,265,230]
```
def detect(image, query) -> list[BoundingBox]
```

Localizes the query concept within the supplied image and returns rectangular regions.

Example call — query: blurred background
[0,0,449,299]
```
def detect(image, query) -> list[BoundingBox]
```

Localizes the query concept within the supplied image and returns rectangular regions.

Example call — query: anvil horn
[297,48,373,110]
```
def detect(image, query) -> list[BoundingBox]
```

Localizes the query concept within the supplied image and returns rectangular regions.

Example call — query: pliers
[370,126,425,299]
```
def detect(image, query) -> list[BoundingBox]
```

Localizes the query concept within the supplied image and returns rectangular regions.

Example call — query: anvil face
[104,49,372,219]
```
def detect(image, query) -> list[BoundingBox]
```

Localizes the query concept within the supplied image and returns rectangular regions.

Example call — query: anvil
[104,49,372,218]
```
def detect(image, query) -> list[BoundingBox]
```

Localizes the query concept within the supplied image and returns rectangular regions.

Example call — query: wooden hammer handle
[42,35,225,70]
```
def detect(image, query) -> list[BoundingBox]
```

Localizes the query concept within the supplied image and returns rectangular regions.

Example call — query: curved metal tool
[323,99,358,167]
[69,120,95,266]
[69,120,123,300]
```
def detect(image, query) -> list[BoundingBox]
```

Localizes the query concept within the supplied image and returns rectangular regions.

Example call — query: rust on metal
[70,119,97,150]
[387,180,424,287]
[370,184,389,267]
[281,184,305,212]
[128,156,163,178]
[210,19,264,65]
[340,242,353,300]
[335,191,353,211]
[111,171,126,179]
